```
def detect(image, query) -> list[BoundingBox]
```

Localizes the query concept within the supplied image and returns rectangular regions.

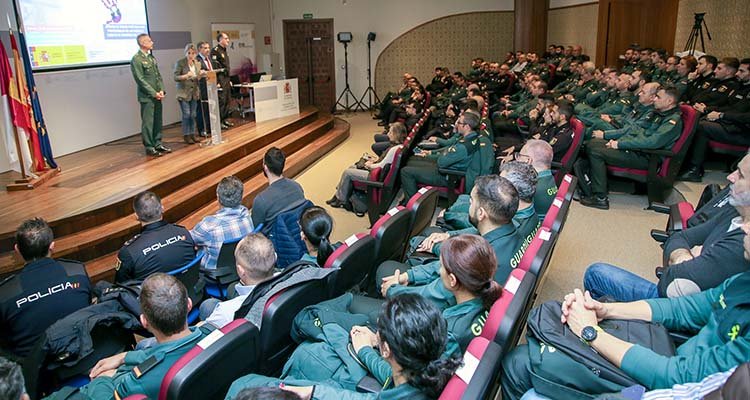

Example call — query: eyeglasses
[514,152,532,162]
[456,121,469,127]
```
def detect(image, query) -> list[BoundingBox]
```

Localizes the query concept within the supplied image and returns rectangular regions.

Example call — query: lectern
[203,70,224,145]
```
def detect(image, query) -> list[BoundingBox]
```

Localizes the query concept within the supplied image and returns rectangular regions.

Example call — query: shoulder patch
[124,234,141,247]
[115,257,122,271]
[669,119,677,125]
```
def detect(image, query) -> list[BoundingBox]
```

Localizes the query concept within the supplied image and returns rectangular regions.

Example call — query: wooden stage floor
[0,107,350,280]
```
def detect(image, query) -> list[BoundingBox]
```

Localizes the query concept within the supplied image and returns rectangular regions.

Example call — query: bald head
[521,140,553,171]
[235,233,276,283]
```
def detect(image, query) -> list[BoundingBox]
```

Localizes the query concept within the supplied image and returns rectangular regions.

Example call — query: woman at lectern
[173,43,201,144]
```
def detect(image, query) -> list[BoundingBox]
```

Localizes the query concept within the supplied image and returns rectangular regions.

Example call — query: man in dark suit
[196,41,212,137]
[211,32,233,130]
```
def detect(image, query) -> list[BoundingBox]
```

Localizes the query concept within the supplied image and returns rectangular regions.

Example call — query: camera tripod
[683,12,712,55]
[357,39,381,112]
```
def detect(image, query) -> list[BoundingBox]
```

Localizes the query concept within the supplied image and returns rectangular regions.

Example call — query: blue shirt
[190,206,254,269]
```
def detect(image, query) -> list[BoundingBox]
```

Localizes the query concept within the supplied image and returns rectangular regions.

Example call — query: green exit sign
[303,13,313,19]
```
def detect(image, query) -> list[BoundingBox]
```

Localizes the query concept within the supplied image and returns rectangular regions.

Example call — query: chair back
[159,320,259,400]
[481,269,536,354]
[166,250,205,322]
[438,337,504,400]
[324,234,377,296]
[657,105,698,178]
[370,207,411,265]
[406,187,440,239]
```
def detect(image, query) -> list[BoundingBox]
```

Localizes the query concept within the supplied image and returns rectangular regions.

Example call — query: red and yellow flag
[9,31,44,172]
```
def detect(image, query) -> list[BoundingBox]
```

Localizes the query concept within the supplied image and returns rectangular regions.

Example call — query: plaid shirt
[190,206,254,269]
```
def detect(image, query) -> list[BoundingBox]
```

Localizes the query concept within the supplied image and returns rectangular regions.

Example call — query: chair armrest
[438,167,466,176]
[650,229,669,243]
[650,203,670,214]
[669,330,692,346]
[550,161,563,169]
[356,376,383,393]
[351,178,385,189]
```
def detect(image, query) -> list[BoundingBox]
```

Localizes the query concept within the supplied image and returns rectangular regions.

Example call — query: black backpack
[526,301,675,399]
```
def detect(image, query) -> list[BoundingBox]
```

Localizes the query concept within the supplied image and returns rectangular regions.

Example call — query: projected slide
[16,0,149,70]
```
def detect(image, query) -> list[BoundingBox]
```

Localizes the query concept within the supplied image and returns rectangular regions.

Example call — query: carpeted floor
[291,111,730,305]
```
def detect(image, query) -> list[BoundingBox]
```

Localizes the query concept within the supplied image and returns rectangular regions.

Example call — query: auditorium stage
[0,107,350,281]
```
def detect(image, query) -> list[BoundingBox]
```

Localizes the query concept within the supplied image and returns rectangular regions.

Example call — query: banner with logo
[252,78,299,123]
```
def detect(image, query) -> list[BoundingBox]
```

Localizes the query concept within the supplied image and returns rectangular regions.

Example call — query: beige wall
[673,0,750,58]
[374,12,514,97]
[547,3,599,62]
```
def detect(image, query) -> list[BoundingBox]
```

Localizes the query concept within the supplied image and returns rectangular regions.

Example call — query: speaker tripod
[683,12,711,55]
[358,38,380,112]
[333,41,365,113]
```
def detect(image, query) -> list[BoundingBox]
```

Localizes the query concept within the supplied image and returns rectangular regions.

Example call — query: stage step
[0,108,319,253]
[0,114,348,278]
[84,118,350,282]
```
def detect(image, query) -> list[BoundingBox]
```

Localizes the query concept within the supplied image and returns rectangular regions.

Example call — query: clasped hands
[560,289,606,338]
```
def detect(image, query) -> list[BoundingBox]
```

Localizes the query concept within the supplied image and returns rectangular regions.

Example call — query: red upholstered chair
[324,233,377,296]
[553,117,585,186]
[406,187,440,239]
[518,227,557,279]
[606,105,699,207]
[123,396,149,400]
[370,206,411,266]
[438,337,504,400]
[351,147,405,225]
[424,91,432,109]
[480,268,536,355]
[708,140,749,156]
[556,173,577,202]
[158,319,259,400]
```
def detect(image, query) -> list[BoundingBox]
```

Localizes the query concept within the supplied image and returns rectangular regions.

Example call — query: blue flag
[18,31,57,169]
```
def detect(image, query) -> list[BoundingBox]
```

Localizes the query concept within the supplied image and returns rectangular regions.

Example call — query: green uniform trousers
[587,139,649,197]
[140,99,163,149]
[400,161,450,199]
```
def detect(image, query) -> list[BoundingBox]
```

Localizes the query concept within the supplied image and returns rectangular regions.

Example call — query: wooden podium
[203,70,224,145]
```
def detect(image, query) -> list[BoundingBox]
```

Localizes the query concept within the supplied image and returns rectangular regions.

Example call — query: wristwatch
[581,325,602,344]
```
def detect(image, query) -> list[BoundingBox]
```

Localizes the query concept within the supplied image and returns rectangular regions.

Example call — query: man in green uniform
[130,34,169,157]
[44,274,208,400]
[399,112,481,199]
[585,81,660,141]
[379,174,524,309]
[580,87,683,210]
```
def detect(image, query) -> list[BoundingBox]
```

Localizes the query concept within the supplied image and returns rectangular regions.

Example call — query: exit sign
[303,13,313,19]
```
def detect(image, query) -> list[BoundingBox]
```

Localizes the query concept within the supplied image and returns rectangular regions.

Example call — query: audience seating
[606,105,698,207]
[166,250,206,324]
[158,319,259,400]
[202,238,242,300]
[323,233,377,295]
[556,173,577,202]
[552,117,584,186]
[352,147,405,225]
[370,206,411,266]
[519,227,558,281]
[405,186,440,240]
[708,140,748,170]
[438,337,504,400]
[481,268,536,356]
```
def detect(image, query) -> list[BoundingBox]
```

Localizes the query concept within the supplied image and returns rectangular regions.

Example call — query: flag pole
[5,15,28,180]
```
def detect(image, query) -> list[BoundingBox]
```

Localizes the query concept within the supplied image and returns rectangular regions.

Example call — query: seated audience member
[379,175,523,308]
[191,176,254,269]
[46,274,207,400]
[680,58,750,182]
[224,294,461,399]
[584,154,750,302]
[327,123,406,209]
[399,112,482,200]
[251,147,306,227]
[0,357,28,400]
[202,233,276,328]
[501,223,750,399]
[691,57,741,111]
[586,81,660,142]
[534,100,576,162]
[117,191,196,281]
[0,218,92,358]
[579,87,683,210]
[522,140,557,219]
[684,55,717,102]
[299,206,335,266]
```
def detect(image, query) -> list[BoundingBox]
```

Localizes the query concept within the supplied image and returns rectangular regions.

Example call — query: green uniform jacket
[603,103,656,140]
[621,273,750,389]
[357,298,483,385]
[534,170,558,221]
[427,132,478,172]
[570,79,600,103]
[595,91,635,116]
[71,327,207,400]
[514,205,540,255]
[131,50,164,102]
[617,107,682,150]
[401,223,524,293]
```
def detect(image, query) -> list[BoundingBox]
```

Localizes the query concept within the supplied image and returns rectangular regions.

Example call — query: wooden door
[283,19,336,112]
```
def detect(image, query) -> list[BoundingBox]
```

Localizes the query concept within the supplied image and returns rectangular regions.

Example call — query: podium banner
[253,79,300,123]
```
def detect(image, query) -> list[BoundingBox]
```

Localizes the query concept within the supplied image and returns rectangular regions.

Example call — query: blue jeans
[583,262,659,302]
[179,99,198,135]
